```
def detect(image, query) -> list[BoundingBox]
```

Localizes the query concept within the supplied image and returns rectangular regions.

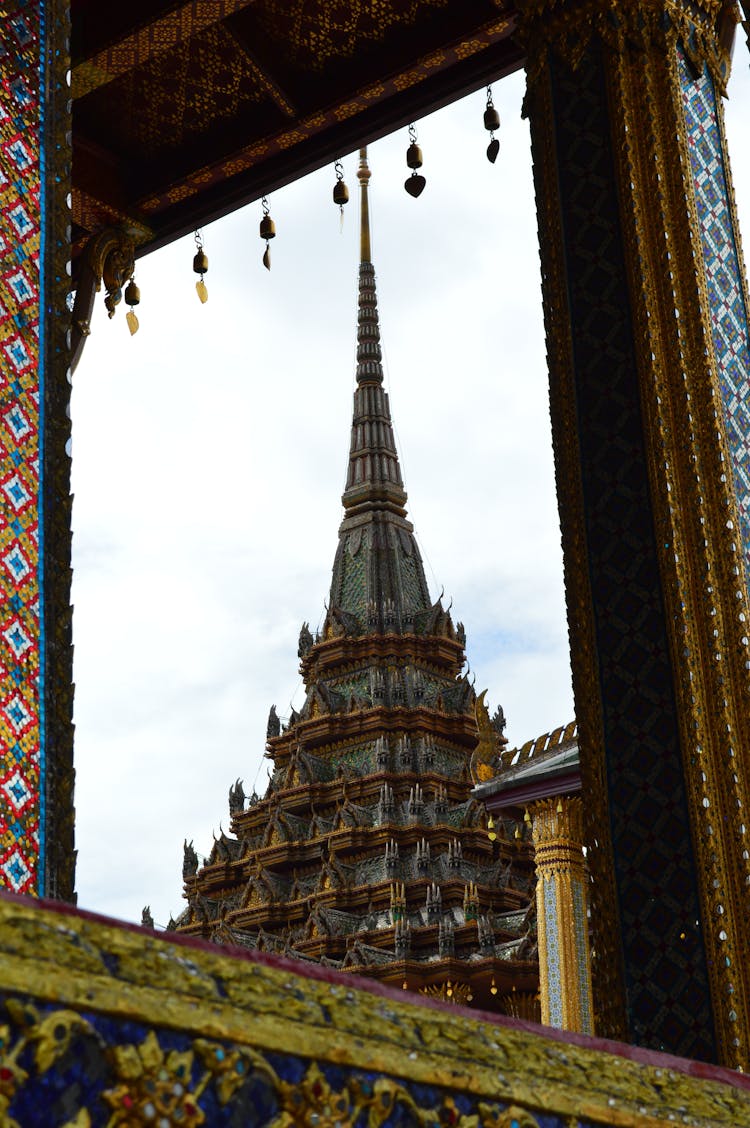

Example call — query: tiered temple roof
[176,152,538,1015]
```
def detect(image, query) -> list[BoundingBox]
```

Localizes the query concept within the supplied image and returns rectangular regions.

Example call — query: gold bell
[193,249,208,275]
[333,180,349,207]
[260,214,276,241]
[483,106,500,132]
[124,279,140,306]
[406,142,423,170]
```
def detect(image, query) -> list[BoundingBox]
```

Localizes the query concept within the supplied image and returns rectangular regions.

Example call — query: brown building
[176,152,538,1016]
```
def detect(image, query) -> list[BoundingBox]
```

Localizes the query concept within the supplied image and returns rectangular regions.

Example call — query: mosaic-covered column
[519,0,750,1068]
[0,2,74,899]
[531,797,593,1035]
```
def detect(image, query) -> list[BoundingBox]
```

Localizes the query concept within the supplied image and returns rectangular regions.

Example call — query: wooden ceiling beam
[224,23,298,119]
[72,0,260,99]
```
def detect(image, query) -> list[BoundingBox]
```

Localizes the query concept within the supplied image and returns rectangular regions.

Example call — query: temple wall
[0,893,748,1125]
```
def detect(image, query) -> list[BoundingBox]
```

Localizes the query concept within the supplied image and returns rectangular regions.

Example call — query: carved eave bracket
[70,227,137,375]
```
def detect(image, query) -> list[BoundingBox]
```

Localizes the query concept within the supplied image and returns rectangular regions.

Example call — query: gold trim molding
[518,0,737,93]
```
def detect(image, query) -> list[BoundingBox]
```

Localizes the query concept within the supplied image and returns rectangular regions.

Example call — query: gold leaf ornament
[33,1011,97,1074]
[103,1032,204,1126]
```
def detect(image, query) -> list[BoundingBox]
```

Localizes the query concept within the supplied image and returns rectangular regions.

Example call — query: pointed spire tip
[358,147,371,264]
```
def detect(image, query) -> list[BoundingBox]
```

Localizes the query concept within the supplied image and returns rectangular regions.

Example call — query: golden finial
[357,147,372,263]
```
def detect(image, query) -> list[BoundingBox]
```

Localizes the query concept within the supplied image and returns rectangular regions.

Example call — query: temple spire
[352,148,384,390]
[329,147,432,631]
[342,148,404,511]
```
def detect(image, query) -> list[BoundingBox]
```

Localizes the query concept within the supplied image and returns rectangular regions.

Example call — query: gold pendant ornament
[260,196,276,270]
[193,229,208,302]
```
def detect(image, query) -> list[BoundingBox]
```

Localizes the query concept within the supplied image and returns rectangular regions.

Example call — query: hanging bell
[483,105,500,132]
[406,142,423,170]
[484,87,500,164]
[259,213,276,241]
[333,179,349,207]
[124,277,140,334]
[193,231,209,302]
[124,279,140,306]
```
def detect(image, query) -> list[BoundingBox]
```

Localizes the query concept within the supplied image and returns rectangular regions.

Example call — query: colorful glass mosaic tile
[0,2,43,893]
[681,52,750,569]
[572,876,593,1035]
[543,876,563,1028]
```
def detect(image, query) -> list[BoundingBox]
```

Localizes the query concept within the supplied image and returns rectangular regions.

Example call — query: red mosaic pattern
[0,3,42,893]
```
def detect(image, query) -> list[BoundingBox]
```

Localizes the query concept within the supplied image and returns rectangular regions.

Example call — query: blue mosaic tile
[681,51,750,568]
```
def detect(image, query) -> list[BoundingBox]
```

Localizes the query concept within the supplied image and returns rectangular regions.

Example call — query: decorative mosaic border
[571,877,592,1035]
[542,876,563,1028]
[680,50,750,570]
[0,0,73,899]
[2,893,750,1125]
[0,2,45,894]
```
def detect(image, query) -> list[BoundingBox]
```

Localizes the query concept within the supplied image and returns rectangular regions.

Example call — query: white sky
[70,62,750,926]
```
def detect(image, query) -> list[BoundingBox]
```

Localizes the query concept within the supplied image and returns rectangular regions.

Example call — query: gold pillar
[519,0,750,1066]
[531,797,593,1035]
